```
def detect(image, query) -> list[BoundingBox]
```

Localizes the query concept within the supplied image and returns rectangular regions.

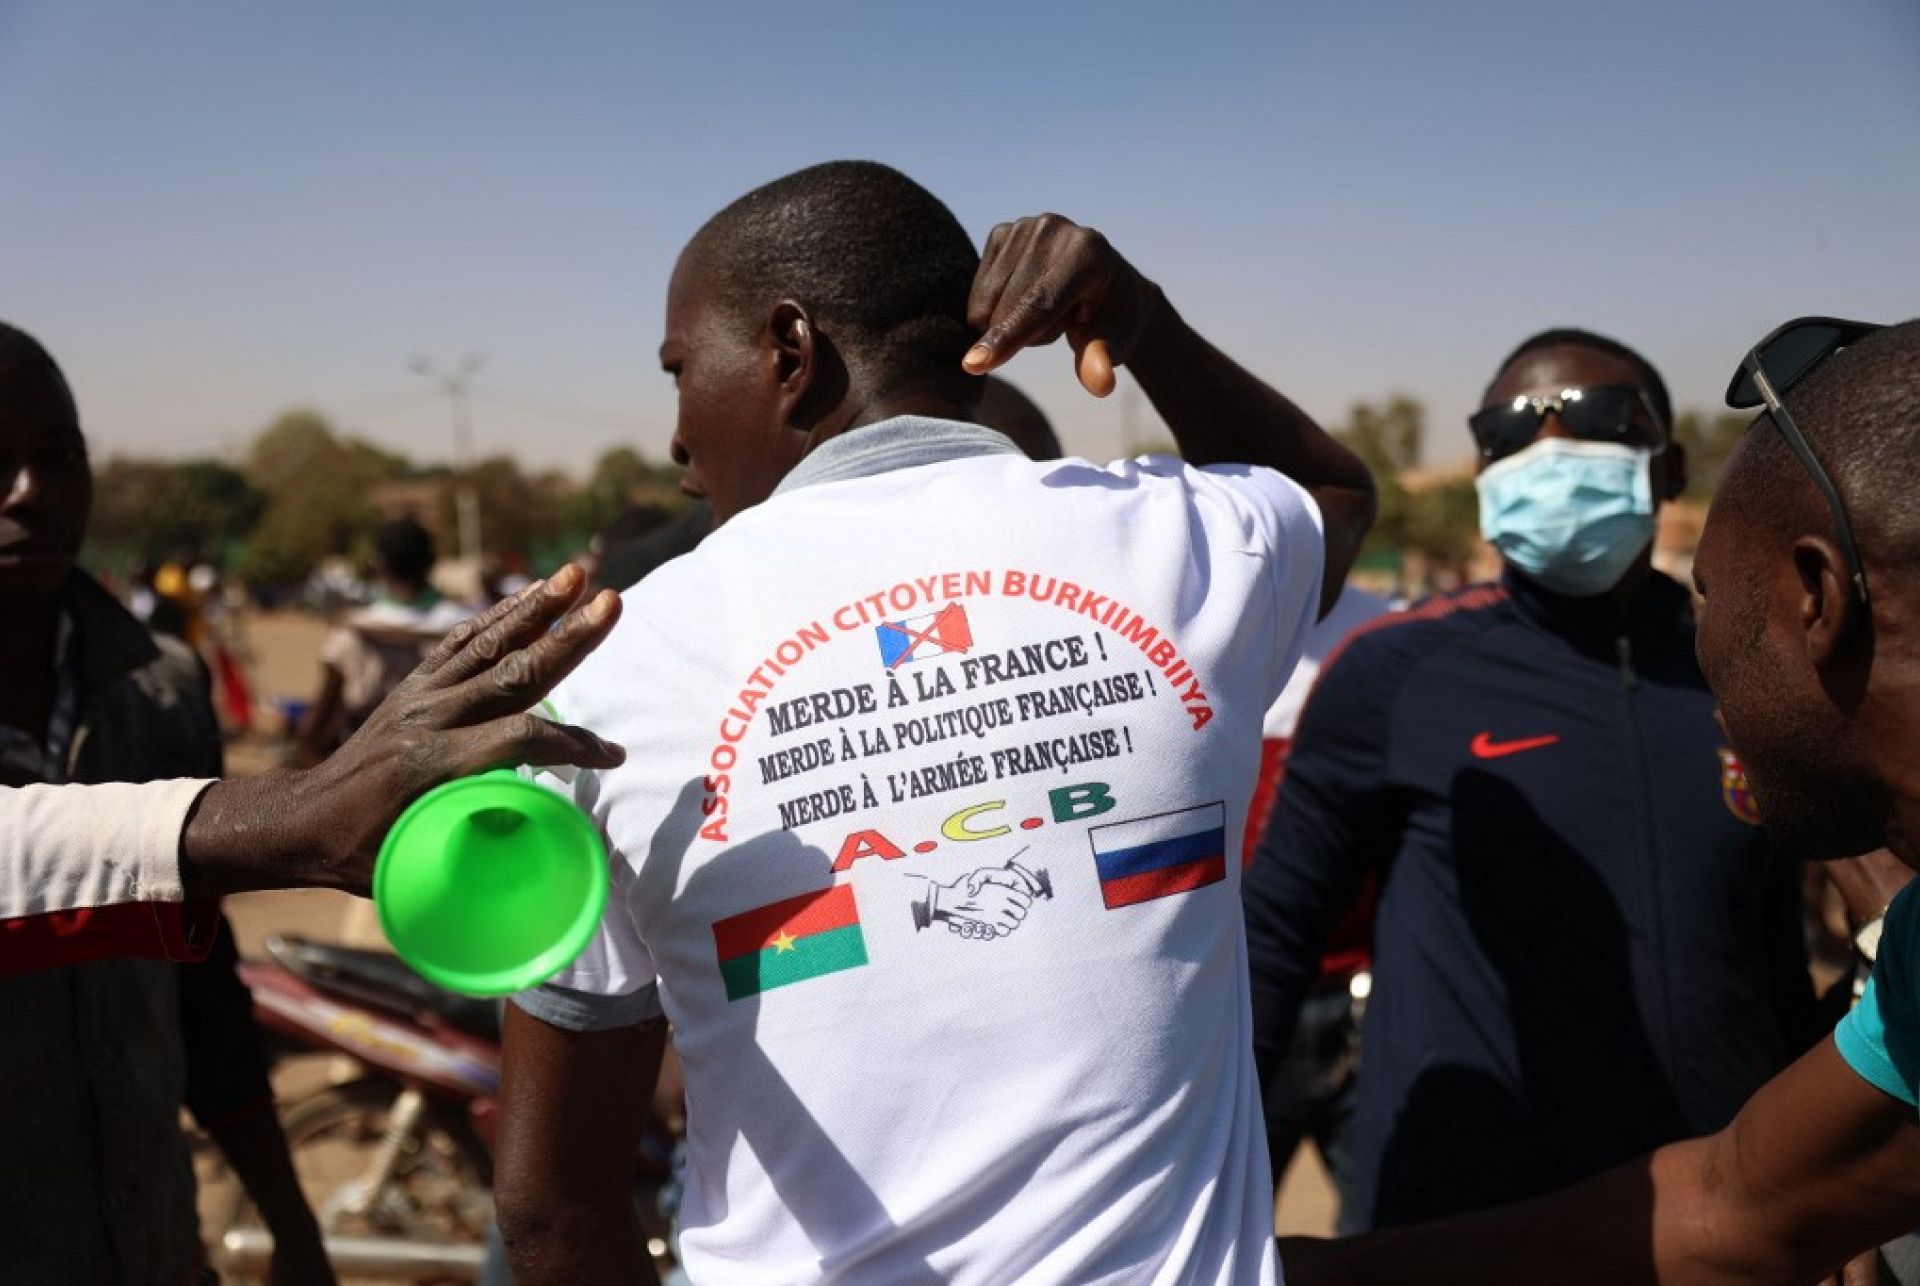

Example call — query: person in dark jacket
[0,320,335,1284]
[1244,328,1822,1232]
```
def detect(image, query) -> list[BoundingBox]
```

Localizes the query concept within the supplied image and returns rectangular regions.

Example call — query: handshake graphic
[910,858,1054,940]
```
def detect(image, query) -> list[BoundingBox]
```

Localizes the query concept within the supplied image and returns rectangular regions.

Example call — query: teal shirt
[1836,882,1920,1106]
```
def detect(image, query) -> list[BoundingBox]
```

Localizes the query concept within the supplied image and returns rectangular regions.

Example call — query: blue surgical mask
[1475,438,1659,596]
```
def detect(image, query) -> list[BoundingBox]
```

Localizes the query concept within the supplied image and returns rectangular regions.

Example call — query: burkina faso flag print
[711,884,868,1001]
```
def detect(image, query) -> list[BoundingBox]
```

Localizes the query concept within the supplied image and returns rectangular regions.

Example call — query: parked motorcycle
[220,935,678,1283]
[220,935,500,1280]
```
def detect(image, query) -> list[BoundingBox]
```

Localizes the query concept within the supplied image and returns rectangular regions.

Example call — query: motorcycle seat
[266,935,501,1042]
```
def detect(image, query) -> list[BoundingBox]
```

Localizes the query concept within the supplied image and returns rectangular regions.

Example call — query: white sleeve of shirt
[0,778,214,917]
[1192,462,1328,705]
[315,623,357,671]
[512,693,665,1032]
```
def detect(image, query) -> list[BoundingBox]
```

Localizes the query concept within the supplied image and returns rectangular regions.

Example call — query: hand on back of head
[962,214,1162,398]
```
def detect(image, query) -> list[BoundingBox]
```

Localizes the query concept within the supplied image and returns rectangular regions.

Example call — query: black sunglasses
[1724,315,1884,606]
[1468,384,1662,462]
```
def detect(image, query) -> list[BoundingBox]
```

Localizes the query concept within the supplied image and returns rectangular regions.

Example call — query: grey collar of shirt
[771,416,1023,498]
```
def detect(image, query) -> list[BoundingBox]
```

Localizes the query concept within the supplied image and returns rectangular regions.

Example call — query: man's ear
[768,300,814,395]
[1793,532,1870,675]
[767,299,846,434]
[1658,441,1688,502]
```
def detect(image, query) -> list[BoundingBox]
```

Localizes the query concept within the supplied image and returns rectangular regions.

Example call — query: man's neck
[0,593,61,737]
[812,386,976,448]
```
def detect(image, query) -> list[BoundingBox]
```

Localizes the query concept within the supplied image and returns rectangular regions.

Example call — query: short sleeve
[1194,464,1326,589]
[316,624,357,670]
[1193,462,1327,706]
[514,857,662,1030]
[511,708,663,1032]
[1836,884,1920,1107]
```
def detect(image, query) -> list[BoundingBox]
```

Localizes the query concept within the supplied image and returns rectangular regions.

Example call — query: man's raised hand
[961,214,1162,398]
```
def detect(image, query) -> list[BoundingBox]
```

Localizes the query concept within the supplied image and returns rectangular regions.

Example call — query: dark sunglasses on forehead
[1467,384,1662,462]
[1724,315,1885,606]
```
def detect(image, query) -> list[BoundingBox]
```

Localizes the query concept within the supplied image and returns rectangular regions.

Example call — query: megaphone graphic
[373,769,610,997]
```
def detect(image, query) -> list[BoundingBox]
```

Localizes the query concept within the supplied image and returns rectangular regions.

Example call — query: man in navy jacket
[1244,329,1822,1231]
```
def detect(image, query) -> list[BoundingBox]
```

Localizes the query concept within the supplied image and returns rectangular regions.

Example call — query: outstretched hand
[328,561,621,770]
[962,214,1161,398]
[183,564,625,897]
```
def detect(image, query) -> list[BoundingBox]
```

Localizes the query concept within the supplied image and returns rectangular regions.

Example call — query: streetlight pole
[410,353,485,566]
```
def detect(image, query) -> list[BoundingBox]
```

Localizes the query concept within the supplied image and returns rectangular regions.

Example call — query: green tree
[87,458,264,566]
[246,409,344,494]
[344,437,416,483]
[1670,409,1751,498]
[1342,395,1424,475]
[1336,395,1426,560]
[236,410,396,588]
[1403,477,1482,575]
[440,455,562,557]
[560,445,686,538]
[238,485,378,588]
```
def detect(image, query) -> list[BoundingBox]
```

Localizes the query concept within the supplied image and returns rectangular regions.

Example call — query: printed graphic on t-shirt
[875,602,973,669]
[694,567,1228,999]
[1090,801,1227,908]
[711,885,868,1000]
[541,456,1317,1283]
[907,847,1053,940]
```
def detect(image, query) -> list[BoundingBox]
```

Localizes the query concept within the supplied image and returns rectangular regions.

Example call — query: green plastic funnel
[374,769,609,996]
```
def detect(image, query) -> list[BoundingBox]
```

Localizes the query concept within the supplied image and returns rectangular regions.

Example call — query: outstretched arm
[181,565,624,897]
[1283,1036,1920,1286]
[2,568,627,976]
[962,214,1375,614]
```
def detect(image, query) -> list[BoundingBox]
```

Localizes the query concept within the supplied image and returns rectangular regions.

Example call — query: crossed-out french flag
[874,602,973,669]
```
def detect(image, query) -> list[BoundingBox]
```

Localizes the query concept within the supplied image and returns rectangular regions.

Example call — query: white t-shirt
[318,597,476,720]
[525,434,1324,1283]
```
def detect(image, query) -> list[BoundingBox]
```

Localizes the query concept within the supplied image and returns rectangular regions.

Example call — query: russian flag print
[875,602,973,669]
[1089,802,1228,909]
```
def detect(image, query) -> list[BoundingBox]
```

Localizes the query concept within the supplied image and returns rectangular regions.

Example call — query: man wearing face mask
[1243,328,1821,1232]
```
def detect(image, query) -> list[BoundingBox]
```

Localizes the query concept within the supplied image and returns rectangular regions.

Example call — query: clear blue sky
[3,0,1916,473]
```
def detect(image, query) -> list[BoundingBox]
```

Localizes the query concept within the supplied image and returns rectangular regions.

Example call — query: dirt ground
[213,608,1342,1249]
[195,611,393,1275]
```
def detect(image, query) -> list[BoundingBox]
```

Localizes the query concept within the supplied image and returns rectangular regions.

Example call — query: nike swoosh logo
[1470,732,1561,760]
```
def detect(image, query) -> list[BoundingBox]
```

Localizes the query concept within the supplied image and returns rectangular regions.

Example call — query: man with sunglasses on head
[1284,316,1920,1285]
[1245,328,1822,1235]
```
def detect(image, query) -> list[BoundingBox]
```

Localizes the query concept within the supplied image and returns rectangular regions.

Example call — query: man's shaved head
[684,160,981,401]
[1695,316,1920,863]
[1720,318,1920,580]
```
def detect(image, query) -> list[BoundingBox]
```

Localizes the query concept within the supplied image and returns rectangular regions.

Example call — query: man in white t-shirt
[295,517,476,766]
[494,161,1375,1284]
